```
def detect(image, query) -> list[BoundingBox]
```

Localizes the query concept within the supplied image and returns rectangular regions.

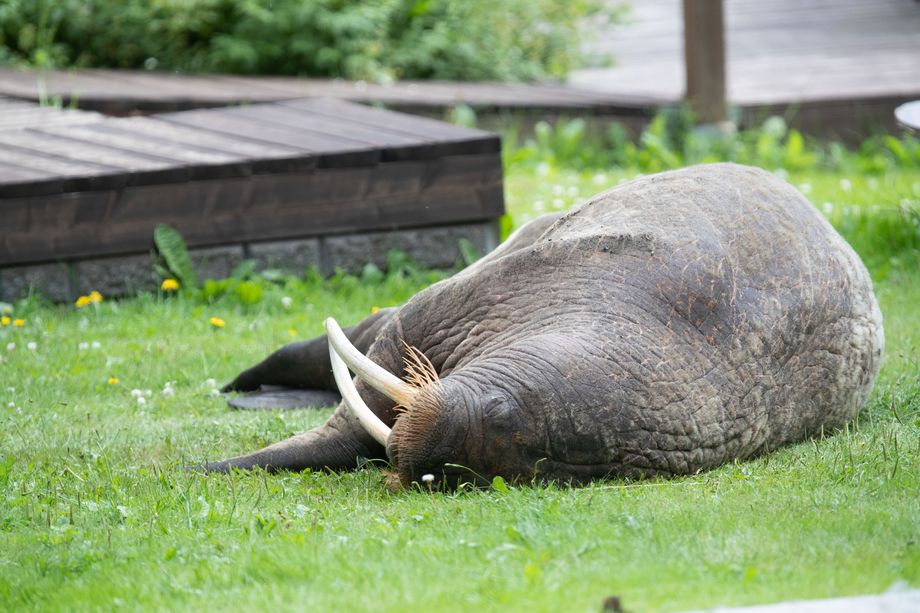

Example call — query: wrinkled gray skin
[209,164,883,488]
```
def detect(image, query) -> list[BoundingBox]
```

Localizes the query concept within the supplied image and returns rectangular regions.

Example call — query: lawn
[1,153,918,610]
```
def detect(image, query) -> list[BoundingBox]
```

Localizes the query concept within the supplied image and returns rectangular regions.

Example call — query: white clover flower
[566,185,579,197]
[205,378,217,388]
[421,474,434,483]
[536,162,550,176]
[136,396,146,406]
[78,341,89,351]
[209,388,221,397]
[839,178,852,192]
[27,342,37,351]
[131,389,143,398]
[798,182,812,194]
[592,173,607,185]
[552,198,565,209]
[91,341,101,350]
[6,342,15,352]
[162,386,175,397]
[533,199,545,212]
[552,184,564,195]
[281,296,293,310]
[773,168,789,180]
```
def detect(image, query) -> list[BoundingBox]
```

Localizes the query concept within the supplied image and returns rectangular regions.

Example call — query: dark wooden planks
[0,106,103,131]
[1,154,503,266]
[0,129,189,192]
[0,98,499,197]
[0,97,505,266]
[283,98,500,155]
[155,107,379,168]
[0,67,668,115]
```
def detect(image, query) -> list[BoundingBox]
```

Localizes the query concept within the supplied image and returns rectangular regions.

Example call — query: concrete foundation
[0,221,500,302]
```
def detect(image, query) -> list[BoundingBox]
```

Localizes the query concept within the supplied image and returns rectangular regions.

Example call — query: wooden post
[683,0,727,124]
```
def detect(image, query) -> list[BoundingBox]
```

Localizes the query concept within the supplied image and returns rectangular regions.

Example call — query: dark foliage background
[0,0,610,81]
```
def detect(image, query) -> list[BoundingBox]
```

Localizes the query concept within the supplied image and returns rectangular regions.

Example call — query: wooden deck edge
[2,88,910,142]
[1,149,505,266]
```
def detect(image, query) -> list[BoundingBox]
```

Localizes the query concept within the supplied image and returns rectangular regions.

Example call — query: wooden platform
[0,98,503,299]
[574,0,920,105]
[0,68,662,116]
[572,0,920,137]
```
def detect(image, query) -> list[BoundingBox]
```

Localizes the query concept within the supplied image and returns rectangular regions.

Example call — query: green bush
[0,0,610,81]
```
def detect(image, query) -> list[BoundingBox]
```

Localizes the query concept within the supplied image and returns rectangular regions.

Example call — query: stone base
[191,245,246,281]
[317,221,500,275]
[0,262,72,303]
[73,253,159,297]
[247,238,321,275]
[0,221,500,302]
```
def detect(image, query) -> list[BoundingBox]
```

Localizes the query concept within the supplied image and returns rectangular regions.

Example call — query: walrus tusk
[328,332,392,446]
[324,317,416,405]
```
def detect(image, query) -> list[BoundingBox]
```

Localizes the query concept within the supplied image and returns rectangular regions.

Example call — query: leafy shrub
[0,0,612,81]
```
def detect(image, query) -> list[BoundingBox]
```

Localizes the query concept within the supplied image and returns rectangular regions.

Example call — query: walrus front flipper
[222,307,398,393]
[227,385,341,410]
[201,409,383,473]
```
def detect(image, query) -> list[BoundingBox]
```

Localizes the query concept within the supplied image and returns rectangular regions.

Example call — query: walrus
[203,163,883,489]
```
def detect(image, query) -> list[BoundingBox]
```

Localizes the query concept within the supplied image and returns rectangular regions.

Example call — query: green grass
[1,165,918,612]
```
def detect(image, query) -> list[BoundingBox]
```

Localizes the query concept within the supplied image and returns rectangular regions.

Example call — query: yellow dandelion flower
[107,377,119,385]
[75,295,92,308]
[88,291,103,303]
[288,328,297,337]
[13,319,24,327]
[371,305,380,314]
[161,278,180,291]
[209,316,226,329]
[0,316,9,326]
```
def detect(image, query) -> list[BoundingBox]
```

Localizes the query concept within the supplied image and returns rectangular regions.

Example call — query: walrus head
[325,317,512,489]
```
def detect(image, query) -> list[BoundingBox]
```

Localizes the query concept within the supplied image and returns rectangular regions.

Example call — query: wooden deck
[574,0,920,136]
[573,0,920,105]
[0,98,503,278]
[0,68,663,116]
[0,0,917,138]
